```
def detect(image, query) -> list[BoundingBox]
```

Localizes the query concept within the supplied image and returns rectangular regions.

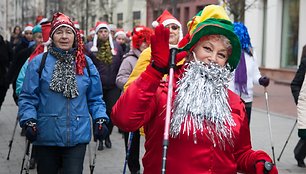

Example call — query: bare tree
[221,0,258,22]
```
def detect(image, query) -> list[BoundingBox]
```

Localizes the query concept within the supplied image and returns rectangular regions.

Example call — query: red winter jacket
[112,66,270,174]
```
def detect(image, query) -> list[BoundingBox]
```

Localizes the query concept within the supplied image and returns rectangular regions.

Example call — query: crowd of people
[0,4,292,174]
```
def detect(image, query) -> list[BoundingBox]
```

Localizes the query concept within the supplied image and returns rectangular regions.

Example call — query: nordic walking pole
[90,141,98,174]
[88,142,92,174]
[264,87,276,164]
[20,140,31,174]
[277,119,297,161]
[161,48,178,174]
[7,115,19,160]
[123,132,134,174]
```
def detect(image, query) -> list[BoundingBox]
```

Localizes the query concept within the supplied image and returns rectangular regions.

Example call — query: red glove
[255,160,278,174]
[150,24,170,72]
[254,151,278,174]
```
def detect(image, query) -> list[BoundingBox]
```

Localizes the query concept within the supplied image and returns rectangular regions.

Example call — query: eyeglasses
[165,25,179,31]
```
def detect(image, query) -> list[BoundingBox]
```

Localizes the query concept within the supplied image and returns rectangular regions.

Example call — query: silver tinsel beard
[170,61,236,148]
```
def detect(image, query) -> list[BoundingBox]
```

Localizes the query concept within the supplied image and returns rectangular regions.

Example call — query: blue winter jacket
[18,50,108,147]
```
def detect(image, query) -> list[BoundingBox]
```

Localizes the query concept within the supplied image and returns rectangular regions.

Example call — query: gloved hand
[24,119,37,142]
[150,24,170,73]
[298,129,306,140]
[255,160,278,174]
[93,118,109,142]
[259,76,270,87]
[254,150,278,174]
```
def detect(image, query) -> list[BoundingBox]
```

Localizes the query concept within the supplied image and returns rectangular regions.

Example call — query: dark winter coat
[291,46,306,104]
[86,41,124,90]
[0,35,13,86]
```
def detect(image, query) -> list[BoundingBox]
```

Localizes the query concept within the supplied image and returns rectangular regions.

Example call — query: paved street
[0,82,306,173]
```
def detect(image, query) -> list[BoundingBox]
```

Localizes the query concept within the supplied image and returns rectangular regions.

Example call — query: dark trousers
[294,139,306,160]
[35,144,87,174]
[0,85,8,110]
[124,130,141,173]
[102,87,121,135]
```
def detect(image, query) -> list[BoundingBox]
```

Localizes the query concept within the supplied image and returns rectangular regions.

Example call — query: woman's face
[165,24,180,45]
[14,26,21,34]
[139,42,149,52]
[24,30,33,42]
[116,35,126,45]
[33,33,43,45]
[52,26,75,51]
[97,28,109,42]
[192,35,231,66]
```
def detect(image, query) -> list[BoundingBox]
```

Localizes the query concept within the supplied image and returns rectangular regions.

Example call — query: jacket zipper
[67,94,70,146]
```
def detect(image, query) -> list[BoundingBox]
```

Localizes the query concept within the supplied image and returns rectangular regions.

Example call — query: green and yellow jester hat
[178,5,241,71]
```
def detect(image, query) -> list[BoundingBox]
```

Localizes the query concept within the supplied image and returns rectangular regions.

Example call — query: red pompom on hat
[90,21,115,55]
[152,10,183,43]
[50,12,85,75]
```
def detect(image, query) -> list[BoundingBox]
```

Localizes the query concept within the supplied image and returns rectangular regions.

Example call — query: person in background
[228,22,270,125]
[124,9,183,91]
[291,44,306,168]
[115,25,154,174]
[86,27,95,43]
[6,24,42,108]
[87,21,123,151]
[10,25,22,52]
[114,29,128,54]
[0,34,13,111]
[14,24,34,54]
[18,12,109,174]
[112,5,278,174]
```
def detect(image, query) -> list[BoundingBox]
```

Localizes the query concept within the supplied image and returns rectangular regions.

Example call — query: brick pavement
[1,84,306,174]
[253,81,297,118]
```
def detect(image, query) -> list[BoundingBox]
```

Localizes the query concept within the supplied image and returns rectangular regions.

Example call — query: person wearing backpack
[18,12,109,174]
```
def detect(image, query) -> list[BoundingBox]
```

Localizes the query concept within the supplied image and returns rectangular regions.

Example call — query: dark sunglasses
[166,25,179,30]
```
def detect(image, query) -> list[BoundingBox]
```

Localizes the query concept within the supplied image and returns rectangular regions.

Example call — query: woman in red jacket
[112,5,278,174]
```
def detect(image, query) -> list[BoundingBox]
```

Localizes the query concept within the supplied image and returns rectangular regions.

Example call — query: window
[117,13,123,28]
[133,11,141,27]
[280,0,299,68]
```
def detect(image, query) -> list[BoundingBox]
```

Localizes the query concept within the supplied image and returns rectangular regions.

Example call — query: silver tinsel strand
[170,61,236,149]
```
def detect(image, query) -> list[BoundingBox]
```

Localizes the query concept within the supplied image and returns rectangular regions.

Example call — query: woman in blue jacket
[18,12,109,174]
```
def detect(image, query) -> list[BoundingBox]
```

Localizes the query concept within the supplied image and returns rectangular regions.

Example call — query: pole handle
[169,48,178,68]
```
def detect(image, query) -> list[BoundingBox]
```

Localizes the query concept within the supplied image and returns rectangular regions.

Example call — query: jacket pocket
[37,113,64,145]
[71,114,91,144]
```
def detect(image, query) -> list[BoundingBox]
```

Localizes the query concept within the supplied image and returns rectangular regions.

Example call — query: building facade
[0,0,304,83]
[147,0,303,83]
[111,0,147,32]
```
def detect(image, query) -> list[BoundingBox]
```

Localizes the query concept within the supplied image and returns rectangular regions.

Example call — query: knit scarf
[49,47,79,98]
[234,51,248,95]
[96,39,112,64]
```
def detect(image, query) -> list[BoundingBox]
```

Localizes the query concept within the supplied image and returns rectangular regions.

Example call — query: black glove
[24,119,37,142]
[93,118,109,142]
[259,76,270,87]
